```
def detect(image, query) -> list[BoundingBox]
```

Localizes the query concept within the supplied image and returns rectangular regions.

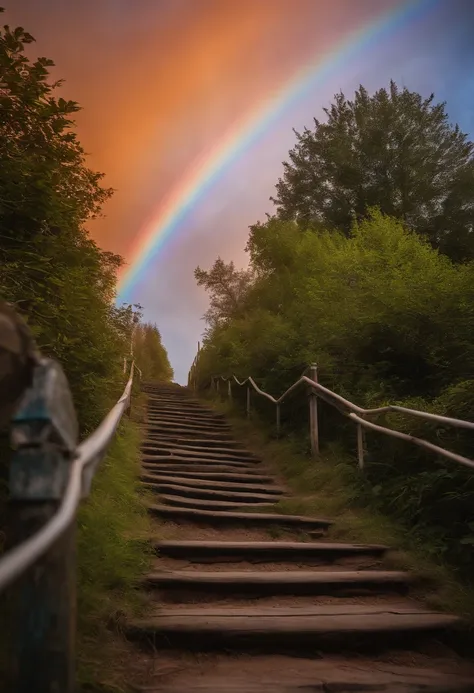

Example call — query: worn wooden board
[127,603,460,653]
[141,463,267,476]
[143,469,275,484]
[154,540,389,561]
[142,445,260,463]
[144,481,284,504]
[145,569,412,595]
[143,439,259,460]
[147,504,332,530]
[141,473,284,495]
[143,435,246,450]
[158,493,276,512]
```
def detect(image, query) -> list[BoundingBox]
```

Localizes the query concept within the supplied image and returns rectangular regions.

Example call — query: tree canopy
[195,82,474,576]
[134,323,174,382]
[272,81,474,262]
[0,13,172,430]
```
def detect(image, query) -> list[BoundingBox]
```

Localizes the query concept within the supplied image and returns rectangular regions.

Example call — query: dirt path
[127,383,474,692]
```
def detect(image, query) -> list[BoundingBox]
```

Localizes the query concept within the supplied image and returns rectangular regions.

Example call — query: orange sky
[8,0,397,258]
[10,0,443,381]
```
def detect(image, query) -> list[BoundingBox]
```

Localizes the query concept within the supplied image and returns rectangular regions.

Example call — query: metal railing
[205,363,474,472]
[1,356,135,692]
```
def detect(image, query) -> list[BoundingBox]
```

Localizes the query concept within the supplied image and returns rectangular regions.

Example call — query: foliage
[195,209,474,577]
[0,10,173,689]
[133,322,174,382]
[272,81,474,262]
[195,257,254,329]
[0,10,131,432]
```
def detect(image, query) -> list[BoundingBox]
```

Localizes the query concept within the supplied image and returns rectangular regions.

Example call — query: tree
[194,257,254,328]
[0,11,126,432]
[134,323,174,382]
[272,81,474,262]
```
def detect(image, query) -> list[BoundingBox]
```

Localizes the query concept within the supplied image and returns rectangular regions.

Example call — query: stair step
[127,603,460,654]
[142,463,267,476]
[147,413,230,424]
[143,439,259,460]
[147,504,331,531]
[143,469,275,483]
[141,474,284,496]
[154,540,389,562]
[144,436,246,450]
[157,494,277,512]
[144,481,285,504]
[142,454,259,469]
[147,406,224,418]
[146,419,232,433]
[142,445,259,463]
[145,569,412,596]
[142,426,235,441]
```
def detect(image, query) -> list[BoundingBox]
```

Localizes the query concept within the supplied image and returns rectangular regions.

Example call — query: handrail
[0,362,134,593]
[211,367,474,472]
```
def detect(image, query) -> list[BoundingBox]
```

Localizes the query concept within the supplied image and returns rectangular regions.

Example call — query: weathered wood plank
[145,569,412,596]
[141,473,284,495]
[154,540,389,561]
[144,481,284,504]
[147,504,331,530]
[158,493,276,511]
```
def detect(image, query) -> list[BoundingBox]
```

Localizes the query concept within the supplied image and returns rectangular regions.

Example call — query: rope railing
[1,355,135,692]
[189,359,474,472]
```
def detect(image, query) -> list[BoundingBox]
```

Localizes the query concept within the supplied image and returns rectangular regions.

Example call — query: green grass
[77,398,154,692]
[204,393,474,625]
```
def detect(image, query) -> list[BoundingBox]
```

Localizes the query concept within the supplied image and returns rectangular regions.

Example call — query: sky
[7,0,474,383]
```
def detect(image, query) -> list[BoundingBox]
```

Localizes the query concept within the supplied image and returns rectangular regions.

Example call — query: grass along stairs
[127,383,474,692]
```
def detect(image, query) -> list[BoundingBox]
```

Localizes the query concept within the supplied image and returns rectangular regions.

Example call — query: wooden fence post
[276,403,281,438]
[357,422,366,470]
[246,387,251,419]
[5,359,78,693]
[308,363,319,457]
[227,380,232,402]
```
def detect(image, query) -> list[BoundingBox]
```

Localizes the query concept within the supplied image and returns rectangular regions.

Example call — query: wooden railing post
[308,363,319,457]
[246,386,251,419]
[276,403,281,438]
[357,422,365,470]
[227,379,232,401]
[5,360,79,693]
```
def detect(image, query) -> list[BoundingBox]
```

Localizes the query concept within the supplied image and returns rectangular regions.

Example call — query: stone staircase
[128,383,474,692]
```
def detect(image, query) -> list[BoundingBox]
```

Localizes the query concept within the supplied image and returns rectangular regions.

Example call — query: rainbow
[117,0,439,302]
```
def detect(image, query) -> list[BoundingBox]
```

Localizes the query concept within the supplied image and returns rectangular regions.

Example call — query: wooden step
[147,406,224,418]
[146,419,231,433]
[143,439,259,460]
[124,653,474,693]
[144,569,412,596]
[141,474,284,496]
[143,481,285,504]
[142,463,268,476]
[147,414,230,426]
[154,540,389,562]
[144,469,276,484]
[157,494,277,512]
[144,436,246,450]
[127,603,460,654]
[147,504,331,531]
[143,425,235,440]
[141,675,474,693]
[142,445,259,463]
[141,454,259,469]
